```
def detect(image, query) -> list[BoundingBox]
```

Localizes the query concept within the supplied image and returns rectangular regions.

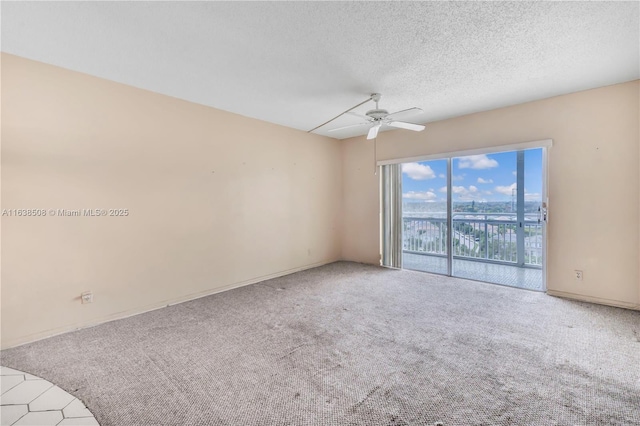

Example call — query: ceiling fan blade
[388,121,426,132]
[386,107,423,122]
[346,111,371,121]
[367,124,382,140]
[328,122,370,132]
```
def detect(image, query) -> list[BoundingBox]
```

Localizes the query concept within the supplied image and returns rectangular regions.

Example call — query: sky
[402,148,543,203]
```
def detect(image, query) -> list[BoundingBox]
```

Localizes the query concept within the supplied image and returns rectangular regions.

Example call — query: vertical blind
[381,164,403,268]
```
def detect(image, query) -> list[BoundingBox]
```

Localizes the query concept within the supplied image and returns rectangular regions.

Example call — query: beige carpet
[2,262,639,425]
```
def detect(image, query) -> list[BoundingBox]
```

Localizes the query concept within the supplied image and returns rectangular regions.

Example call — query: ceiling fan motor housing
[366,109,389,120]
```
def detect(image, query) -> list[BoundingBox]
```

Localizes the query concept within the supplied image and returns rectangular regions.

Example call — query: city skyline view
[402,149,543,204]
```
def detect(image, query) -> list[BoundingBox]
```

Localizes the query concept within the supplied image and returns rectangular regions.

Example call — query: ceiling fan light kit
[309,93,425,139]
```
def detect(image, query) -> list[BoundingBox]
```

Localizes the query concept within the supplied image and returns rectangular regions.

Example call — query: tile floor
[403,252,544,291]
[0,366,98,426]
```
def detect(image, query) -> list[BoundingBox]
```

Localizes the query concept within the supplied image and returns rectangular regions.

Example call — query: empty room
[1,2,639,426]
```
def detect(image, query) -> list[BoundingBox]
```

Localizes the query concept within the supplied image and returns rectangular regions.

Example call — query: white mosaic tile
[29,385,75,411]
[12,410,63,426]
[63,398,94,418]
[1,375,24,395]
[0,368,24,377]
[0,366,99,426]
[0,404,28,425]
[58,418,100,426]
[0,380,52,405]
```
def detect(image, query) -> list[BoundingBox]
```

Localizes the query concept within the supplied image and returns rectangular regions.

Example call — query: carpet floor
[1,262,639,425]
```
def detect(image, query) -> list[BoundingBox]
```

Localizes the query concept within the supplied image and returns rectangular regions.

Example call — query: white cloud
[512,171,517,176]
[495,183,517,196]
[483,190,493,195]
[477,177,493,184]
[402,163,435,180]
[494,184,541,201]
[435,173,463,181]
[441,185,485,201]
[403,191,437,201]
[457,155,498,170]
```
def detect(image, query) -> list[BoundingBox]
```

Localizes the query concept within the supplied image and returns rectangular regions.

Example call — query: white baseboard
[1,259,337,350]
[546,289,640,311]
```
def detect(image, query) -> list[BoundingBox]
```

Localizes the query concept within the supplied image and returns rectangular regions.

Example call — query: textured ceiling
[2,2,639,139]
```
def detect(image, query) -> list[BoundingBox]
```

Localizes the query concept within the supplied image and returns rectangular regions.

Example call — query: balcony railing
[403,213,543,267]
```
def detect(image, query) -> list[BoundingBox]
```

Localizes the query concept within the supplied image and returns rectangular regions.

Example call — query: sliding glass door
[450,149,544,290]
[397,147,546,291]
[400,159,449,275]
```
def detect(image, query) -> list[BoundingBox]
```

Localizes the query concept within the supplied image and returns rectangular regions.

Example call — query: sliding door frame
[377,139,552,167]
[446,158,453,276]
[379,139,552,290]
[541,146,549,291]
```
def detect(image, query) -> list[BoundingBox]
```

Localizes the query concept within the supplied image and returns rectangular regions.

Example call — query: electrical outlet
[574,270,583,281]
[81,291,93,304]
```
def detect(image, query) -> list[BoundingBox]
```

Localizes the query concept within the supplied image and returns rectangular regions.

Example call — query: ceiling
[2,2,639,140]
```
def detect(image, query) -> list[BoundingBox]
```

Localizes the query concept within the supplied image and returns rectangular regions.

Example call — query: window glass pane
[401,159,448,275]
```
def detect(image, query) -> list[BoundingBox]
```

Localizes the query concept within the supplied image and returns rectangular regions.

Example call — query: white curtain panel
[381,164,403,269]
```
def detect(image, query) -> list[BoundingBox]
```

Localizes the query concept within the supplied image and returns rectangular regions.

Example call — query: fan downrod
[366,93,388,120]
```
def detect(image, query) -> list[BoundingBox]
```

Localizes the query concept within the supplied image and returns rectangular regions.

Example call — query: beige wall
[2,54,638,350]
[1,54,343,349]
[342,81,640,310]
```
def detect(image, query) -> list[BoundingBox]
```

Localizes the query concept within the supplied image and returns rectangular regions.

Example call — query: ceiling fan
[310,93,425,140]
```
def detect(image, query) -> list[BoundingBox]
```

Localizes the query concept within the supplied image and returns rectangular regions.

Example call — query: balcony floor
[403,252,544,291]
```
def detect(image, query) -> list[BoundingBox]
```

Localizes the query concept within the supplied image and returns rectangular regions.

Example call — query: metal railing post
[484,221,488,260]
